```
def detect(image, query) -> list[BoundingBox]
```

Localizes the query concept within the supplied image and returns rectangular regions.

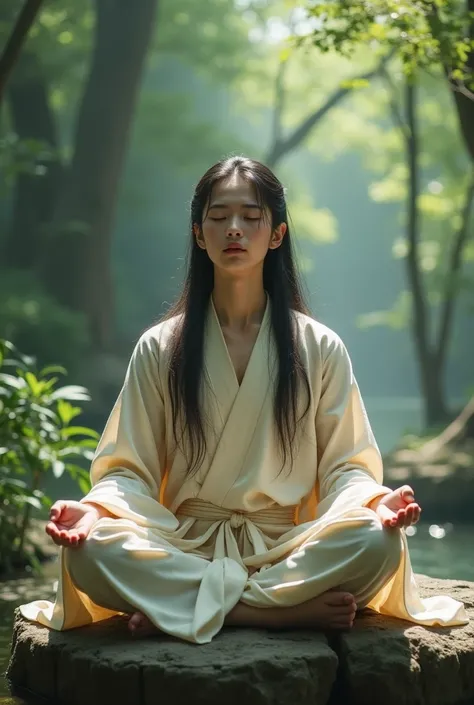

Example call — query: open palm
[45,500,100,548]
[376,485,421,529]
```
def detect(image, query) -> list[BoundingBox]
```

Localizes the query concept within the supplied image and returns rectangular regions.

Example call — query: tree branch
[405,78,431,363]
[419,394,474,460]
[0,0,44,103]
[435,168,474,372]
[270,58,287,150]
[265,50,394,168]
[381,66,410,141]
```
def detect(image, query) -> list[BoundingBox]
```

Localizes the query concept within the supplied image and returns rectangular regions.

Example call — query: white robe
[20,297,468,642]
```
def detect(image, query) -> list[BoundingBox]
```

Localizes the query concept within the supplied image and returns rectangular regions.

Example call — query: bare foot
[128,611,159,637]
[225,590,358,631]
[301,590,358,631]
[129,591,358,637]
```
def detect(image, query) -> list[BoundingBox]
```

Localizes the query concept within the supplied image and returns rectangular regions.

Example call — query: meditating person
[20,156,468,644]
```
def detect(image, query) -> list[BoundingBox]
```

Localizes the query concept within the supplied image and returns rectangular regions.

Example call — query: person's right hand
[45,500,102,548]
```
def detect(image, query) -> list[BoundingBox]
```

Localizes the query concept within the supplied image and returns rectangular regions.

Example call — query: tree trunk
[405,78,449,427]
[447,0,474,163]
[3,53,61,269]
[0,0,44,103]
[422,356,449,427]
[41,0,158,349]
[434,171,474,381]
[451,88,474,162]
[428,0,474,162]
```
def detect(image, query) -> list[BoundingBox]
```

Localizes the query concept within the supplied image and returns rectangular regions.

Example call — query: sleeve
[315,334,392,519]
[79,330,179,532]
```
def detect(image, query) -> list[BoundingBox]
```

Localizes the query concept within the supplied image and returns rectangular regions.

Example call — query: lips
[224,244,245,252]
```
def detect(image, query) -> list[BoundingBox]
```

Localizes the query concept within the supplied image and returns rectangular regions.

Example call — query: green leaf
[30,403,58,420]
[357,291,412,331]
[78,476,91,495]
[41,377,60,393]
[50,385,91,402]
[0,373,26,390]
[21,495,43,510]
[25,372,44,397]
[57,445,95,458]
[61,426,100,440]
[56,399,82,425]
[0,477,29,490]
[52,460,65,478]
[66,438,97,449]
[40,364,67,377]
[65,463,89,479]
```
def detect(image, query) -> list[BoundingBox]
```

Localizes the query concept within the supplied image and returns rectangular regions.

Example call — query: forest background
[0,1,473,536]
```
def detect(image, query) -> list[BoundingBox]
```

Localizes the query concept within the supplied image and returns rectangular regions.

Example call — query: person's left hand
[372,485,422,529]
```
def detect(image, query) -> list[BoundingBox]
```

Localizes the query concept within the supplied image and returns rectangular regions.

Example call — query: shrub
[0,339,98,575]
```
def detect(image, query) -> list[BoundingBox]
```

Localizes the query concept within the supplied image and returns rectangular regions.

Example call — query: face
[193,173,286,274]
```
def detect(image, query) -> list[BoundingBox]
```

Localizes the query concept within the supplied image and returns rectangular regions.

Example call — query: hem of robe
[19,481,469,642]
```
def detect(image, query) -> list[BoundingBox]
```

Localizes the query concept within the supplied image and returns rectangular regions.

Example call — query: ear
[193,223,206,250]
[268,222,287,250]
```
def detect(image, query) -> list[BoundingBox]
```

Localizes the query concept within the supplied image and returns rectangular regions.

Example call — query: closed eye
[209,216,261,222]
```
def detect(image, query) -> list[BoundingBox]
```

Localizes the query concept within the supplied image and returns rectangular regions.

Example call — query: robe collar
[198,293,275,504]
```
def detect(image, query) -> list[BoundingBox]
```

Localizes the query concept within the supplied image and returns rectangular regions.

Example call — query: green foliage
[347,68,473,333]
[132,87,253,169]
[287,193,339,245]
[0,0,93,81]
[0,339,97,575]
[302,0,473,83]
[357,290,413,330]
[155,0,258,83]
[0,133,56,192]
[0,270,91,375]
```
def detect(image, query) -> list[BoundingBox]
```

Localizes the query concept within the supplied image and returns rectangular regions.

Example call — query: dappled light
[0,0,473,702]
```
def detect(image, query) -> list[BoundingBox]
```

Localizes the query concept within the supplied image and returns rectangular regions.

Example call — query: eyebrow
[208,202,262,210]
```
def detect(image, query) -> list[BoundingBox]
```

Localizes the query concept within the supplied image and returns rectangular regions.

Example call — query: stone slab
[7,575,474,705]
[333,575,474,705]
[7,612,337,705]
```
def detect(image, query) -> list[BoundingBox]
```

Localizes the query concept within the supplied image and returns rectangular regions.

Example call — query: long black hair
[163,156,311,475]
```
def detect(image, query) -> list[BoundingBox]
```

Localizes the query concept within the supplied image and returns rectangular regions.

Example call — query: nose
[226,215,244,237]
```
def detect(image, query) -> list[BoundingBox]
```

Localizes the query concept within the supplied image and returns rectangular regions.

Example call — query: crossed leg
[128,509,402,637]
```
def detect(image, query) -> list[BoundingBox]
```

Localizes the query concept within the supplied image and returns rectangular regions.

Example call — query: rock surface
[332,575,474,705]
[7,575,474,705]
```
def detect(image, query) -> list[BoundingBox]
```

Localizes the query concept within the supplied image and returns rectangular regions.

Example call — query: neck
[212,268,266,329]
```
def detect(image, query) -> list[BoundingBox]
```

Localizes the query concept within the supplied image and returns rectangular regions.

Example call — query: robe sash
[175,498,296,568]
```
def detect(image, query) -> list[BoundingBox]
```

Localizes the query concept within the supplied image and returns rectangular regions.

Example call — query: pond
[0,522,473,704]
